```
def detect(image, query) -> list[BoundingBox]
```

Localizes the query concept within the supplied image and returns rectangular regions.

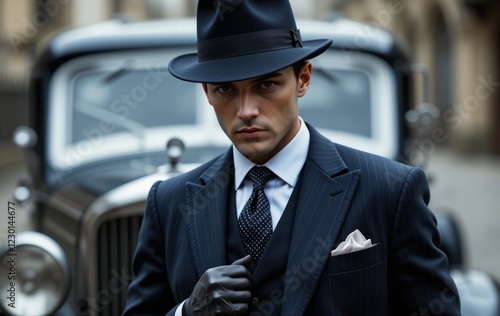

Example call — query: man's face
[203,62,312,164]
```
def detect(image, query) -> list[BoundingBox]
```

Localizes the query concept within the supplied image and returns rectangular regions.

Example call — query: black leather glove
[183,255,253,316]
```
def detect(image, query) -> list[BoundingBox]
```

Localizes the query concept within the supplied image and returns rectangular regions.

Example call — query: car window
[72,69,197,144]
[48,49,230,172]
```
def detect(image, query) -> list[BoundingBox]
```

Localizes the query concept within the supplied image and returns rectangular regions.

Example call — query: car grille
[95,215,143,316]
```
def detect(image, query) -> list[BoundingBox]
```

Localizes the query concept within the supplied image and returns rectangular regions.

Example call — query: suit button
[252,298,260,306]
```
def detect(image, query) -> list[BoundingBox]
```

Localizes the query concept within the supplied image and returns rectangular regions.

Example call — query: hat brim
[168,39,332,83]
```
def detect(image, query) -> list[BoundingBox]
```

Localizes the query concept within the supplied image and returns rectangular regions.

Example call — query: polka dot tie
[238,166,274,267]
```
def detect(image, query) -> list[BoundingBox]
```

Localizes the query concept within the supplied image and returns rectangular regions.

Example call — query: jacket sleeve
[122,181,179,316]
[389,167,461,315]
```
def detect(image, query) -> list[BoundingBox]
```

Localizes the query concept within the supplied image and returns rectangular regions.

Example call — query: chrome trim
[451,269,500,314]
[12,126,37,149]
[79,165,198,316]
[0,232,71,315]
[13,185,30,204]
[33,190,81,221]
[1,232,69,275]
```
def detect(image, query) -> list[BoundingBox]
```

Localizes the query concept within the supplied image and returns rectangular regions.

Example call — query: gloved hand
[183,255,253,316]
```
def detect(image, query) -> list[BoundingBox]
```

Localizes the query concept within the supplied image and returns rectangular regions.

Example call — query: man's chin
[235,144,272,162]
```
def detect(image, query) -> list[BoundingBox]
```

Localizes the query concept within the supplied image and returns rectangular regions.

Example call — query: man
[124,0,461,315]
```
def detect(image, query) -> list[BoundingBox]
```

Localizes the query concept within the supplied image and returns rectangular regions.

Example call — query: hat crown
[197,0,298,41]
[168,0,332,83]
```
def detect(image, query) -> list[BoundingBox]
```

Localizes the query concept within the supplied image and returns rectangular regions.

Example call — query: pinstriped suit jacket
[123,124,461,316]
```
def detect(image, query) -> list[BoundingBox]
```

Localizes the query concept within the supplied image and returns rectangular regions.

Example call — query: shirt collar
[233,117,310,190]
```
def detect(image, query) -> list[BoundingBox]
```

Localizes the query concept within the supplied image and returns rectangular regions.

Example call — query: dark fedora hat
[168,0,333,83]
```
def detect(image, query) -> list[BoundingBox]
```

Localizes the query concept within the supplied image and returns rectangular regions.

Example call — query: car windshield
[72,69,197,143]
[47,48,397,171]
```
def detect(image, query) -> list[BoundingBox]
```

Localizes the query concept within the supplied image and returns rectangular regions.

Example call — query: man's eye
[216,86,233,94]
[259,81,276,89]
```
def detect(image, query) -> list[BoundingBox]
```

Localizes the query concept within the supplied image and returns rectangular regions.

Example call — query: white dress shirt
[175,118,309,316]
[233,117,310,229]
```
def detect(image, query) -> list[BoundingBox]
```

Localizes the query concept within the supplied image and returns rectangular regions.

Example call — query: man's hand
[183,255,253,316]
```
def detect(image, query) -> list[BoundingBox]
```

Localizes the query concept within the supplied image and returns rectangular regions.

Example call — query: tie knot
[247,166,273,190]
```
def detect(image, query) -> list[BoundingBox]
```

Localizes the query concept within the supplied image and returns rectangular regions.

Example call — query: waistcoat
[226,172,303,316]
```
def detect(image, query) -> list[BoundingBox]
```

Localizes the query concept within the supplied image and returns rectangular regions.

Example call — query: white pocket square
[331,229,374,256]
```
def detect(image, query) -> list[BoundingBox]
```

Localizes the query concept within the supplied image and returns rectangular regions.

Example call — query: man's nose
[237,93,259,121]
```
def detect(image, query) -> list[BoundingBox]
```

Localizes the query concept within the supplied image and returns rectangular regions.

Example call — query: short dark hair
[292,61,306,79]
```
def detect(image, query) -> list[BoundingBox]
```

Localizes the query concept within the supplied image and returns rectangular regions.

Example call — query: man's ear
[297,61,312,97]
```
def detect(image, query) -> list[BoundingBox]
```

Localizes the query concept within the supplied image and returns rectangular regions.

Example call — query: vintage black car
[1,16,497,316]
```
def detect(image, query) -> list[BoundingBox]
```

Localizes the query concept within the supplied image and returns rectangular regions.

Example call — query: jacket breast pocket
[327,243,383,274]
[322,244,387,314]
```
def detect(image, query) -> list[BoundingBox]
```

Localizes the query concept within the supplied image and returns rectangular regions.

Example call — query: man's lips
[236,127,266,138]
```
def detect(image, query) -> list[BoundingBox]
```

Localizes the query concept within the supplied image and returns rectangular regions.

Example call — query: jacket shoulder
[334,142,413,174]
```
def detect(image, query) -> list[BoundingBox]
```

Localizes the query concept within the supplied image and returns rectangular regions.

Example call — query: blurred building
[1,0,499,153]
[333,0,500,155]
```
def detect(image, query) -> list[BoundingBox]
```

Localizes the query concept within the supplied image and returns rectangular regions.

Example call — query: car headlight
[0,232,70,316]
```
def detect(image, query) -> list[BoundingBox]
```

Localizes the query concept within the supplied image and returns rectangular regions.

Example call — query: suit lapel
[282,126,361,316]
[185,150,235,277]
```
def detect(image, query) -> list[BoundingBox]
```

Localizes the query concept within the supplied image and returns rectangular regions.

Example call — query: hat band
[197,29,303,61]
